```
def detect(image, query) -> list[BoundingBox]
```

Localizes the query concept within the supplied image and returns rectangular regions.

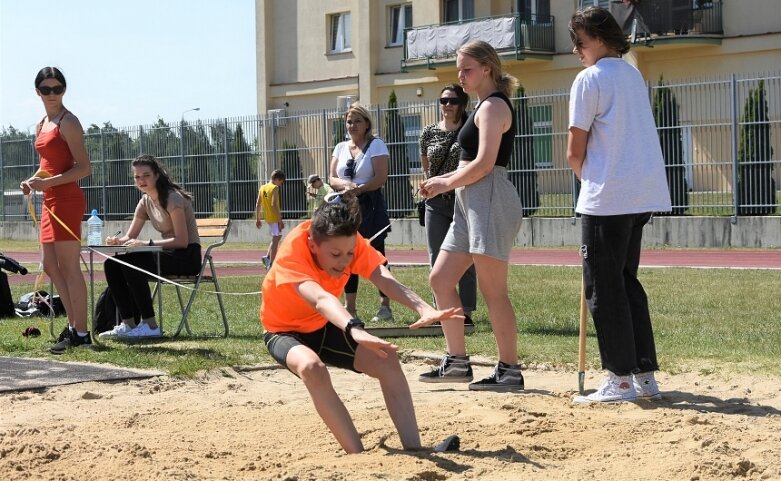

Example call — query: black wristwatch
[345,318,365,340]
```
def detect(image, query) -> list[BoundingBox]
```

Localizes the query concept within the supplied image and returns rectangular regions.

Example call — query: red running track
[4,248,781,286]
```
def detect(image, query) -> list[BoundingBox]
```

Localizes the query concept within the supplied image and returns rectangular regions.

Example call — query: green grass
[2,265,779,377]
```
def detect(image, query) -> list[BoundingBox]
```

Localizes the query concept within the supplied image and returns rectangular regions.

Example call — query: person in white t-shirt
[566,7,672,404]
[329,103,393,323]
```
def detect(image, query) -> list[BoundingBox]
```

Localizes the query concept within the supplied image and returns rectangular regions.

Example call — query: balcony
[402,13,555,71]
[607,0,723,45]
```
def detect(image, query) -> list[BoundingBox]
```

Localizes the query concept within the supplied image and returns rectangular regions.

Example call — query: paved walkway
[4,247,780,286]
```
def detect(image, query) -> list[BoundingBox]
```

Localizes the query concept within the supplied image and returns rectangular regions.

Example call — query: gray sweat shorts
[441,166,523,262]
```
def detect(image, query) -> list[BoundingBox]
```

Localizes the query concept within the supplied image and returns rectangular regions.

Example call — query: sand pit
[1,356,779,481]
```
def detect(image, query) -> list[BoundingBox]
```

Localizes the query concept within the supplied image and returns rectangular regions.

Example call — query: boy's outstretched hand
[351,329,399,359]
[409,307,464,330]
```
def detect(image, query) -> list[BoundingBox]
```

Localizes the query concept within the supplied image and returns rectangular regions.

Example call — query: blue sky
[0,0,256,132]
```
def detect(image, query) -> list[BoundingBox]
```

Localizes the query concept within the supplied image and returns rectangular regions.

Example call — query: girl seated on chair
[260,193,462,453]
[101,154,201,338]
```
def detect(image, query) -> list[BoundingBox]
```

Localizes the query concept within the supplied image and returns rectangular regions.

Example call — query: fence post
[321,109,329,174]
[730,74,739,224]
[375,104,383,139]
[99,128,107,216]
[270,113,277,170]
[179,120,185,193]
[0,138,4,221]
[224,118,231,216]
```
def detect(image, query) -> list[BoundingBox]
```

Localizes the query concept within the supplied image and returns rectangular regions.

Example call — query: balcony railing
[402,13,555,70]
[604,0,723,41]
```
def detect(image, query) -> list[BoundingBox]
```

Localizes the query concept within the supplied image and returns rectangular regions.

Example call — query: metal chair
[154,218,231,337]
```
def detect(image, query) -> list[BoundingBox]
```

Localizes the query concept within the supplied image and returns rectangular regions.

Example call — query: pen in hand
[107,230,122,245]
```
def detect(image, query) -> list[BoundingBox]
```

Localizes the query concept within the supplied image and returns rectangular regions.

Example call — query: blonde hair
[457,40,518,97]
[345,102,374,138]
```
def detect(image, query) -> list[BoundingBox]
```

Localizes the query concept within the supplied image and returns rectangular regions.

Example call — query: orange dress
[34,112,85,242]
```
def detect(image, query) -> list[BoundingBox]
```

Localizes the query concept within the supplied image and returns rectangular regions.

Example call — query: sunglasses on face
[38,85,65,96]
[439,97,462,106]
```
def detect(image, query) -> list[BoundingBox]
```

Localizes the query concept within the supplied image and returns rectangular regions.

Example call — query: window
[389,4,412,47]
[516,0,551,21]
[578,0,611,8]
[444,0,474,23]
[530,105,552,168]
[329,12,352,53]
[401,114,422,172]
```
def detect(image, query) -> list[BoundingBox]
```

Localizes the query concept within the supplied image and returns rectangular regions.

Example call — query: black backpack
[0,272,14,318]
[94,287,139,333]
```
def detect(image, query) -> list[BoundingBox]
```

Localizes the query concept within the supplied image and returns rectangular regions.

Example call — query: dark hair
[569,7,630,56]
[457,40,518,97]
[309,193,362,244]
[440,84,470,122]
[270,169,286,181]
[34,67,67,89]
[132,154,192,210]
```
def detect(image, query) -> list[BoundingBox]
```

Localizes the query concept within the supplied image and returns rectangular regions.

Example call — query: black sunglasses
[439,97,462,106]
[38,85,65,95]
[344,157,356,179]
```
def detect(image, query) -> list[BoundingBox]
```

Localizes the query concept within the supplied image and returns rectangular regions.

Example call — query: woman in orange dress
[21,67,92,354]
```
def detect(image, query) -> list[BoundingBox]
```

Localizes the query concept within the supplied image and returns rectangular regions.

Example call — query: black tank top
[458,92,516,168]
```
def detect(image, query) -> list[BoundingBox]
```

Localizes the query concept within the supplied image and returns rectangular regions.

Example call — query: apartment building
[255,0,781,114]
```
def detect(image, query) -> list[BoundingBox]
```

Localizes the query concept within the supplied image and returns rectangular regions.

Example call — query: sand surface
[1,355,780,481]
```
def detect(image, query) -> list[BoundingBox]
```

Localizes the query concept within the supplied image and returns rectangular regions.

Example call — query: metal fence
[1,72,779,221]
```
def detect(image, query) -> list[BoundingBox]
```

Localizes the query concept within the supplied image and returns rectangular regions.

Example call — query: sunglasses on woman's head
[38,85,65,95]
[439,97,462,106]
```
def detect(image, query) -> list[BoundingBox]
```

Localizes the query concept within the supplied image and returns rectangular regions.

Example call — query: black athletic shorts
[263,322,361,374]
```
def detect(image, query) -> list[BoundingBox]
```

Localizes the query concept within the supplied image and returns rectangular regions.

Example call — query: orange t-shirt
[260,220,386,333]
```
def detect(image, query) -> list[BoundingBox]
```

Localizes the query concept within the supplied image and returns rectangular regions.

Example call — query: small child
[255,169,285,269]
[260,193,462,453]
[306,174,333,217]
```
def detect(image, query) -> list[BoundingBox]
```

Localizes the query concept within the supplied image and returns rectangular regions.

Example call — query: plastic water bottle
[87,209,103,246]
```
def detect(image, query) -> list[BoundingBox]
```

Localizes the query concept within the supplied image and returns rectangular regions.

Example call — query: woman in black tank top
[414,41,525,392]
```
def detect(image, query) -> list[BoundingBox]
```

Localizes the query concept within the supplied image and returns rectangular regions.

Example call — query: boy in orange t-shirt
[260,194,462,454]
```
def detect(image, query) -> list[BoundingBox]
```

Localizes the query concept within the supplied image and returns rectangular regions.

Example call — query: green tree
[141,118,181,176]
[85,122,139,219]
[737,80,776,215]
[229,123,257,219]
[383,90,414,218]
[279,140,306,219]
[182,121,215,216]
[0,127,37,191]
[510,85,540,216]
[653,77,689,215]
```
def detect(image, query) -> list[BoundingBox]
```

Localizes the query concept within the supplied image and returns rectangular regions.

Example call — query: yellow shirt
[258,182,280,223]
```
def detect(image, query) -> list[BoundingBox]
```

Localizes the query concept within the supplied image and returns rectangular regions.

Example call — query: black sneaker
[50,330,92,355]
[419,354,473,383]
[464,314,474,326]
[468,361,525,392]
[55,324,71,343]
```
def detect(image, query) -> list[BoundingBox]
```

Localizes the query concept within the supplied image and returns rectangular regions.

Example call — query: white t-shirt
[331,138,390,186]
[569,57,672,215]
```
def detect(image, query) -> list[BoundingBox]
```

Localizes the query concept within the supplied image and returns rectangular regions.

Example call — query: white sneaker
[633,371,662,400]
[124,323,161,338]
[574,372,637,404]
[98,323,136,338]
[371,305,393,322]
